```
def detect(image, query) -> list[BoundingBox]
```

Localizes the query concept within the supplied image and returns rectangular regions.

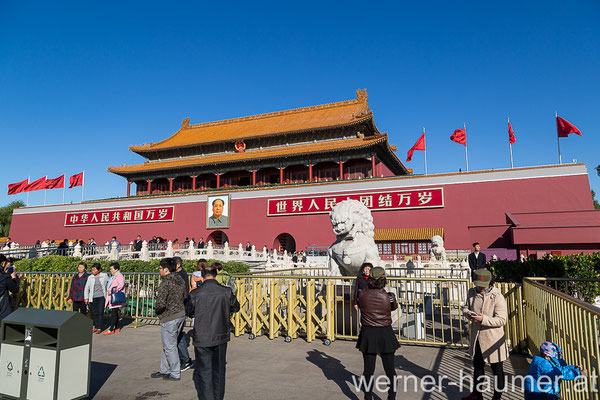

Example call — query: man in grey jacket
[186,263,240,399]
[151,257,187,381]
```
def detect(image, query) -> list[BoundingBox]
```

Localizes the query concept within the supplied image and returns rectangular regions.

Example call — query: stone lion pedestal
[326,200,399,336]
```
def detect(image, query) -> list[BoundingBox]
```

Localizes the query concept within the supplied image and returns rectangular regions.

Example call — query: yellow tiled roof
[130,89,373,152]
[109,135,388,174]
[373,228,443,241]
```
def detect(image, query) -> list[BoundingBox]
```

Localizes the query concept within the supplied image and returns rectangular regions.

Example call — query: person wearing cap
[356,266,399,400]
[462,268,508,400]
[524,341,587,399]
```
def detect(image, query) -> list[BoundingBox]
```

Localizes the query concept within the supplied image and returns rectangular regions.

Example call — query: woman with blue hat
[524,341,587,399]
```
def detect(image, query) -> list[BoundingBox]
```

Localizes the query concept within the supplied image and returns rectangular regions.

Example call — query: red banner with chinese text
[65,206,174,226]
[267,188,443,216]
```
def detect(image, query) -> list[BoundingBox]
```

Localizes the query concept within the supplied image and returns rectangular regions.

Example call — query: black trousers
[90,297,105,329]
[72,301,87,314]
[362,352,396,400]
[473,341,505,397]
[193,343,227,400]
[110,308,120,331]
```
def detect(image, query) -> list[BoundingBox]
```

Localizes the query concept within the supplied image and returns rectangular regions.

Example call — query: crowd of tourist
[0,242,592,399]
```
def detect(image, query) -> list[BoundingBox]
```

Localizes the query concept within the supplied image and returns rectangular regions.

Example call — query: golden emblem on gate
[235,141,246,153]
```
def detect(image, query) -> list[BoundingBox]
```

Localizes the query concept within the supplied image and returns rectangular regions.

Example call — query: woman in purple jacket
[352,262,372,310]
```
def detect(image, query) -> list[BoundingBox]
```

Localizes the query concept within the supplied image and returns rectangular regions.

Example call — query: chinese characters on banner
[267,188,443,216]
[65,206,174,226]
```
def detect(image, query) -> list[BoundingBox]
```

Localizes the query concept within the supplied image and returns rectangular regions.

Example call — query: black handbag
[110,288,126,305]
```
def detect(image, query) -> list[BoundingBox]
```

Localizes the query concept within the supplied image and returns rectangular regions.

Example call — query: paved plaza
[85,324,530,400]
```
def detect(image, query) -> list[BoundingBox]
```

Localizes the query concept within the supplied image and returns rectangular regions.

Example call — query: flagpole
[44,189,47,206]
[62,172,66,204]
[26,176,30,207]
[464,122,469,172]
[81,170,85,203]
[423,127,428,175]
[555,111,562,164]
[508,117,514,168]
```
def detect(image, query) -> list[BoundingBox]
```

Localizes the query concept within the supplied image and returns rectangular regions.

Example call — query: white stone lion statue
[328,200,380,276]
[429,235,446,261]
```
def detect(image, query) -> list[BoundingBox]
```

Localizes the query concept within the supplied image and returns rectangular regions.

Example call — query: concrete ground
[80,324,531,400]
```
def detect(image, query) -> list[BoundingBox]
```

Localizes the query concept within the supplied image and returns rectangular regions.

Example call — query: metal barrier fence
[523,277,600,400]
[14,272,474,347]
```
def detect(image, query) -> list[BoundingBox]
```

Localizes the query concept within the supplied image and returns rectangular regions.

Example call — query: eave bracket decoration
[352,88,372,119]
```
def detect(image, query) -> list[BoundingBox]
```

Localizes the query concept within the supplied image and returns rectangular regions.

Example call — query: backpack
[190,271,203,291]
[216,270,237,295]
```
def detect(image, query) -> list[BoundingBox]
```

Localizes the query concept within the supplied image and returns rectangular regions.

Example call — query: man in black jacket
[134,235,143,252]
[186,263,240,400]
[0,255,20,322]
[468,242,487,275]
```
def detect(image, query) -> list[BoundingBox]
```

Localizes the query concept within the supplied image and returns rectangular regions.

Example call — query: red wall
[9,168,596,250]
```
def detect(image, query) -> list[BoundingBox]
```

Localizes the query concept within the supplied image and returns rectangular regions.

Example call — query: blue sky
[1,0,599,207]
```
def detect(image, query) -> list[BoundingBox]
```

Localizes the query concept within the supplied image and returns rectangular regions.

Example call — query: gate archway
[273,233,296,253]
[207,230,229,246]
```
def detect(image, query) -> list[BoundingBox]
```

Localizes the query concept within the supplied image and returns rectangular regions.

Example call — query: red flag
[556,116,582,137]
[23,176,47,192]
[8,179,29,195]
[450,129,467,146]
[45,175,65,189]
[69,172,84,188]
[508,122,516,144]
[406,133,426,162]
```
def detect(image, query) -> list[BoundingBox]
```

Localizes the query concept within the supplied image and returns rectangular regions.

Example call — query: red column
[252,170,256,185]
[169,178,174,193]
[216,173,220,188]
[279,167,284,183]
[308,164,313,182]
[126,181,131,197]
[192,176,197,190]
[339,161,344,180]
[371,156,376,177]
[147,180,152,194]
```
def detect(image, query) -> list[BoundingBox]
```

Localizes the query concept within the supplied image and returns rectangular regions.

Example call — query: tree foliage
[592,190,600,210]
[489,252,600,302]
[0,201,25,237]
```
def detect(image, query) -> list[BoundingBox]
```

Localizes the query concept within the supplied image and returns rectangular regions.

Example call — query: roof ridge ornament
[352,89,371,119]
[182,117,190,129]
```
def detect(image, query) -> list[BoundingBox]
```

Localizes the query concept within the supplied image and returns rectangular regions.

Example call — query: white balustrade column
[73,242,82,258]
[141,240,150,261]
[166,240,174,257]
[207,241,214,258]
[223,242,230,261]
[109,243,119,260]
[188,240,195,260]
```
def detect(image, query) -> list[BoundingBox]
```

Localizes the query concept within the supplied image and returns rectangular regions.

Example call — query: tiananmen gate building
[9,90,600,259]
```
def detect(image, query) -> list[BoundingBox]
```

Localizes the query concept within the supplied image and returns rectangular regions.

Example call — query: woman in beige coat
[462,268,508,400]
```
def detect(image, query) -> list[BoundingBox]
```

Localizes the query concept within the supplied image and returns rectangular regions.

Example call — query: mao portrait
[207,194,230,229]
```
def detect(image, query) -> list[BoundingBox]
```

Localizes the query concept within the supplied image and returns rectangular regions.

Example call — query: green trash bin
[0,308,92,400]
